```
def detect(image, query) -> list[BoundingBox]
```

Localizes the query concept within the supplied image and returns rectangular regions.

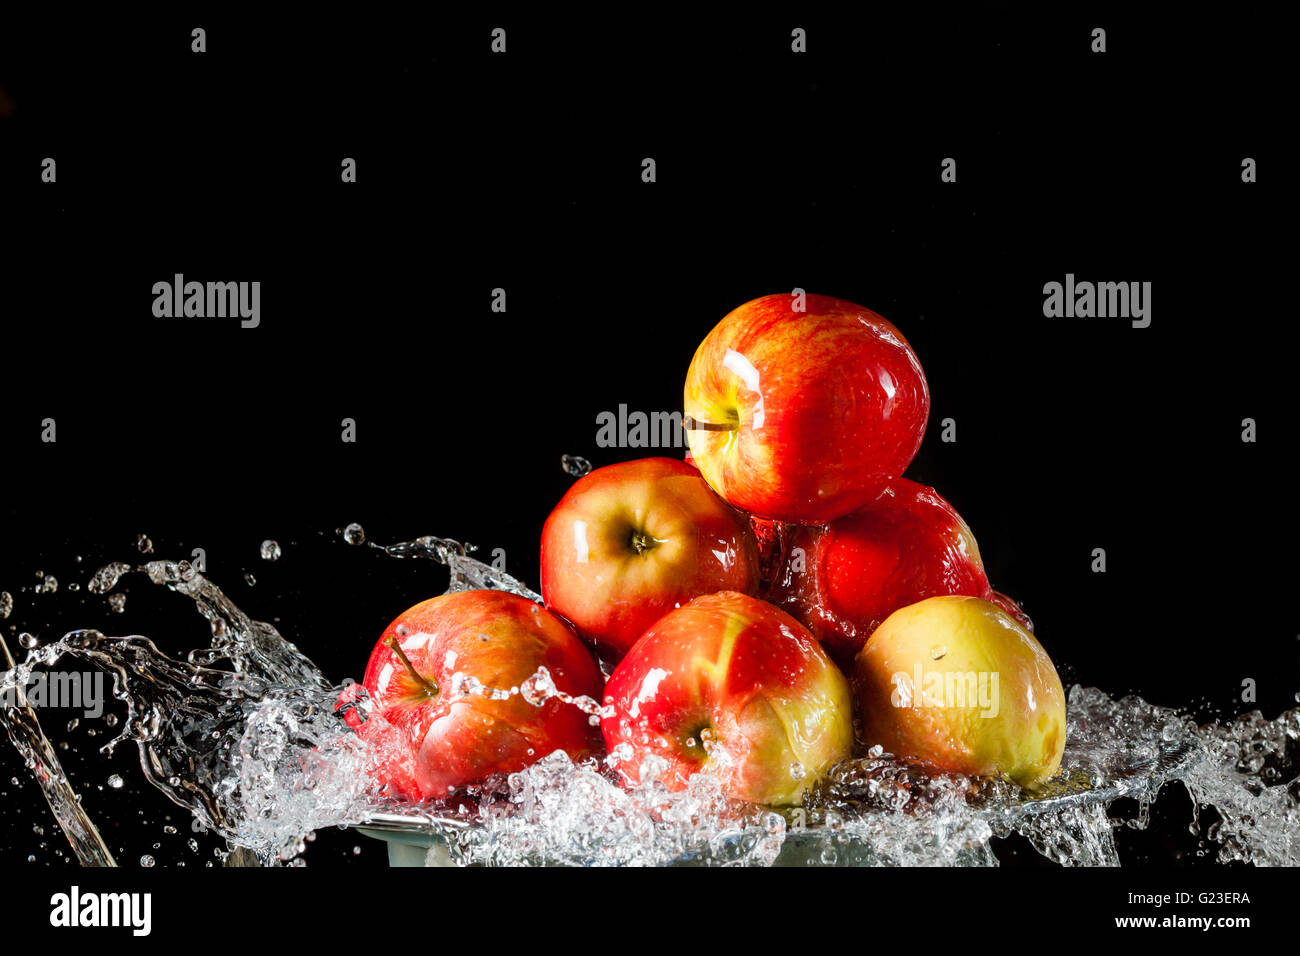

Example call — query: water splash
[1183,703,1300,866]
[0,637,117,866]
[369,534,542,602]
[561,455,592,477]
[2,536,1298,868]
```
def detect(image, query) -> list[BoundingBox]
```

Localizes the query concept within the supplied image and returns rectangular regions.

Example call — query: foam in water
[3,535,1298,867]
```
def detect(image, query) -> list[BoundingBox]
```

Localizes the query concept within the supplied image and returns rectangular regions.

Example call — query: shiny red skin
[540,457,760,661]
[352,590,604,801]
[684,293,929,524]
[767,477,991,668]
[601,590,853,805]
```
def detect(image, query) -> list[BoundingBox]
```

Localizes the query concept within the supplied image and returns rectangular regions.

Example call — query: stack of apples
[350,294,1066,811]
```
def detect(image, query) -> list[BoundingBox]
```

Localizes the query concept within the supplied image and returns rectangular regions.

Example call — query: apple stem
[386,635,439,697]
[682,415,738,432]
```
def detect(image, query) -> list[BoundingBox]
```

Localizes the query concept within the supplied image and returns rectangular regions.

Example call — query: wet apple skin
[768,477,990,668]
[602,590,854,807]
[853,595,1066,789]
[352,590,604,801]
[684,293,930,524]
[540,457,760,661]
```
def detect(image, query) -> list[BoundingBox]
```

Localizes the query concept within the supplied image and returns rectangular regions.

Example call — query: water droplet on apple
[520,667,556,706]
[639,754,668,783]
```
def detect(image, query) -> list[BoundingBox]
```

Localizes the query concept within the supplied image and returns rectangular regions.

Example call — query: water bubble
[104,714,118,728]
[561,454,592,477]
[107,593,127,614]
[519,668,556,707]
[88,562,132,595]
[36,575,58,594]
[342,523,366,546]
[140,855,155,867]
[18,633,37,650]
[244,573,257,587]
[608,742,635,767]
[789,763,807,780]
[638,754,669,783]
[260,539,282,562]
[0,591,12,619]
[136,534,154,554]
[107,775,124,790]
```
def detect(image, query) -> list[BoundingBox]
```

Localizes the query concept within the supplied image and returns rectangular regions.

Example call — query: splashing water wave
[3,536,1297,867]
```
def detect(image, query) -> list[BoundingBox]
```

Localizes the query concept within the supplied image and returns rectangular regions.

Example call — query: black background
[0,1,1293,918]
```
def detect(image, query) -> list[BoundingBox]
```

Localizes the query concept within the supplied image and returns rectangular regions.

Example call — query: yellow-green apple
[853,595,1066,788]
[768,477,991,667]
[348,590,604,801]
[683,293,929,523]
[602,590,853,806]
[541,457,760,661]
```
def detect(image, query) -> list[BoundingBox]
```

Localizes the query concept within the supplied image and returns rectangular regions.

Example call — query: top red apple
[683,293,929,524]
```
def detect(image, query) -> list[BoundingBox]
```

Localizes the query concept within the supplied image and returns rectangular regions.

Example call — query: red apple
[767,477,990,668]
[683,293,929,523]
[350,590,604,801]
[601,590,853,806]
[541,457,761,661]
